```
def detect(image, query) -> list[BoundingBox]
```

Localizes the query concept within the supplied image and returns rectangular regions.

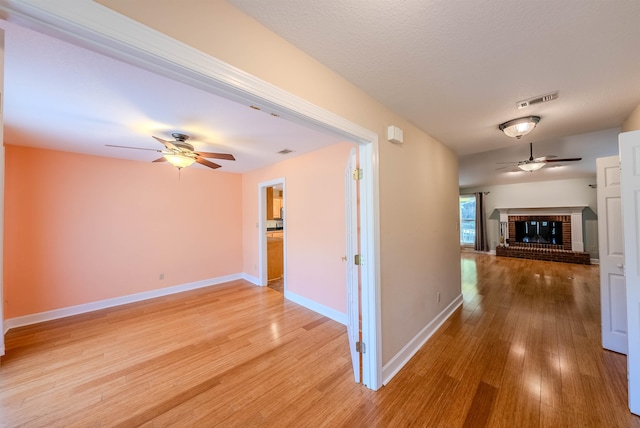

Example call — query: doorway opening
[259,178,286,291]
[265,182,285,293]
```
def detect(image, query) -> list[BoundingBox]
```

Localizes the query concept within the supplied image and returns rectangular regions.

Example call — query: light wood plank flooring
[1,253,639,426]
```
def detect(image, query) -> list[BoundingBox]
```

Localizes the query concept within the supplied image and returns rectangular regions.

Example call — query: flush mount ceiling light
[498,116,540,139]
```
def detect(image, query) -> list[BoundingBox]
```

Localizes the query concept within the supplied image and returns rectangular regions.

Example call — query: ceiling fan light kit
[164,153,196,169]
[518,162,545,172]
[498,116,540,139]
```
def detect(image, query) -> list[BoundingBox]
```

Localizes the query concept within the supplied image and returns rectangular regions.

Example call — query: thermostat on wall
[387,125,404,144]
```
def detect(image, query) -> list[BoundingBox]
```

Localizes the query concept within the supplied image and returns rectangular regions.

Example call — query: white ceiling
[229,0,640,185]
[3,1,640,185]
[1,19,345,173]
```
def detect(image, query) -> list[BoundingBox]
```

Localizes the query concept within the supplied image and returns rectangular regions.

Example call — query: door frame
[1,1,382,390]
[259,178,286,287]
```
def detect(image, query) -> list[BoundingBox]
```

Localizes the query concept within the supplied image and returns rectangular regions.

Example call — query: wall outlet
[159,273,164,280]
[437,292,441,303]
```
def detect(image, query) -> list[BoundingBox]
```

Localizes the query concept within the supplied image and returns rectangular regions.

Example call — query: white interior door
[597,155,627,354]
[345,148,360,383]
[619,130,640,415]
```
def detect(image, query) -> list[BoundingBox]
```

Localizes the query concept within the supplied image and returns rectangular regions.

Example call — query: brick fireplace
[495,207,590,264]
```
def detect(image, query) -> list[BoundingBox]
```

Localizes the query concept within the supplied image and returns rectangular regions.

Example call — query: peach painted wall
[4,145,242,319]
[95,0,462,366]
[243,142,354,313]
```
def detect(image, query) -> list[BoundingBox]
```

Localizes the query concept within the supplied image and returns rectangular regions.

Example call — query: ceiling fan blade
[106,144,163,152]
[533,155,557,162]
[545,158,582,163]
[533,157,547,162]
[152,157,167,163]
[195,152,236,161]
[153,136,179,151]
[196,157,222,169]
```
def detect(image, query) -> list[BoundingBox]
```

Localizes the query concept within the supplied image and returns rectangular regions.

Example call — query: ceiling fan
[106,133,235,170]
[496,142,582,172]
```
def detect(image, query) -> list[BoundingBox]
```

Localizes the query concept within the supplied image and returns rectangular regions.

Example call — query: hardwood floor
[1,253,639,427]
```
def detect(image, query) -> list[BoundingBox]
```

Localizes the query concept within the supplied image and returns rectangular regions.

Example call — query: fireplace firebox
[514,220,563,245]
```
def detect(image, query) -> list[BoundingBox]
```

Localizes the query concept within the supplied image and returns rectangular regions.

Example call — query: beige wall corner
[623,103,640,132]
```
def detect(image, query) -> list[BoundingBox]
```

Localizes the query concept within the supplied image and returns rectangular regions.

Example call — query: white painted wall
[460,177,599,258]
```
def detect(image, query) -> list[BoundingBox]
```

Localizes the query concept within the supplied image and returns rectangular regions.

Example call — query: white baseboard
[242,273,261,286]
[3,273,245,333]
[382,293,463,385]
[590,258,600,265]
[284,290,347,325]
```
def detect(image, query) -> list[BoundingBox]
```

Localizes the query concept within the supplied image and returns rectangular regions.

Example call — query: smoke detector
[517,91,558,109]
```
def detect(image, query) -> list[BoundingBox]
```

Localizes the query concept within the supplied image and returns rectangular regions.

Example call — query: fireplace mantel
[496,206,587,217]
[496,206,587,252]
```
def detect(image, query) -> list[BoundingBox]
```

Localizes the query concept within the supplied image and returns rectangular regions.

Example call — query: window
[459,195,476,246]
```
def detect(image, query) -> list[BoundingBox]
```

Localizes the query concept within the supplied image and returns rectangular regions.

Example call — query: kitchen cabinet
[266,187,283,220]
[273,197,282,219]
[266,187,274,220]
[267,237,283,280]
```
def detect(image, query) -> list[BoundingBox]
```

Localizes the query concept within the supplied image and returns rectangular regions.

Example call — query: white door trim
[1,0,382,389]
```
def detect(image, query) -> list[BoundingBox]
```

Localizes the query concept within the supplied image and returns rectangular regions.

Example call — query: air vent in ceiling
[517,91,558,109]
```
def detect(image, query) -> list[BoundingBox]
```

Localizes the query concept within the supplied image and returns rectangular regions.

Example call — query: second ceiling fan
[497,142,582,172]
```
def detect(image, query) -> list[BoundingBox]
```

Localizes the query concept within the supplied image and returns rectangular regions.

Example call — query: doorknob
[617,263,625,269]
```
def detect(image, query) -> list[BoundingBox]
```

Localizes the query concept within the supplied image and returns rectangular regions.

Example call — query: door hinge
[353,168,363,180]
[354,254,362,265]
[356,341,366,353]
